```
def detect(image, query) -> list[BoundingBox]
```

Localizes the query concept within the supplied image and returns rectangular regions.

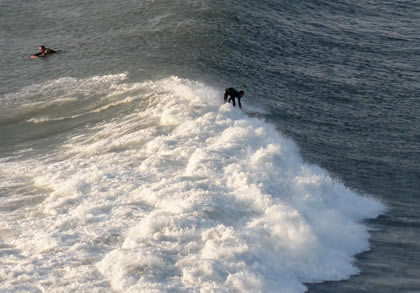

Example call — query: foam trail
[0,76,385,293]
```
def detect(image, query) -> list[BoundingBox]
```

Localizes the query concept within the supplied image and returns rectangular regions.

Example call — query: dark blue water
[1,0,419,291]
[202,2,420,289]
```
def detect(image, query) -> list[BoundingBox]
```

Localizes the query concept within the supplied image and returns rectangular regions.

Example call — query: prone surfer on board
[31,45,57,58]
[224,88,245,109]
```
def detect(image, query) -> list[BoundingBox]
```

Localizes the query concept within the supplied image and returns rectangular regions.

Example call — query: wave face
[0,75,384,292]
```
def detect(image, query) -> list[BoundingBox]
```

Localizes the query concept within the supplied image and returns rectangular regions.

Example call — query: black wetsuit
[32,48,56,57]
[224,88,243,109]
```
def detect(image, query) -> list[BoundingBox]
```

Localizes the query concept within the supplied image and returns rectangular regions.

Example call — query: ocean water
[0,0,419,292]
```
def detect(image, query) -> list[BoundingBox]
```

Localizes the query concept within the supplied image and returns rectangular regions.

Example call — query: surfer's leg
[229,97,236,107]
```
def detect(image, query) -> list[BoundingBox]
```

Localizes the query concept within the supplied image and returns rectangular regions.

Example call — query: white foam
[0,76,385,292]
[1,73,129,126]
[2,73,128,106]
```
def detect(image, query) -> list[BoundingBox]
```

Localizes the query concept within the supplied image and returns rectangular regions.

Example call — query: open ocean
[1,0,419,292]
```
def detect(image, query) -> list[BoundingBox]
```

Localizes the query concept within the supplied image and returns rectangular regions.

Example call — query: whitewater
[0,74,385,292]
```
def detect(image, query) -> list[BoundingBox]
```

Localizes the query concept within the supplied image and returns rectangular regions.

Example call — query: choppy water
[1,0,419,292]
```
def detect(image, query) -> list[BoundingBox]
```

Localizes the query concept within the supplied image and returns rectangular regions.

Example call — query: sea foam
[0,75,385,292]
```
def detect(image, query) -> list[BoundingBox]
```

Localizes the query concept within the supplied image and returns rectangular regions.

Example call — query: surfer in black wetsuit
[224,88,245,109]
[31,45,57,58]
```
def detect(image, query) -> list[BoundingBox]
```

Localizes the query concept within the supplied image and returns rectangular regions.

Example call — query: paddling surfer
[31,45,57,58]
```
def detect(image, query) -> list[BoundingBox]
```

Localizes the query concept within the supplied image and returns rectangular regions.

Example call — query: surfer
[224,88,245,109]
[31,45,57,58]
